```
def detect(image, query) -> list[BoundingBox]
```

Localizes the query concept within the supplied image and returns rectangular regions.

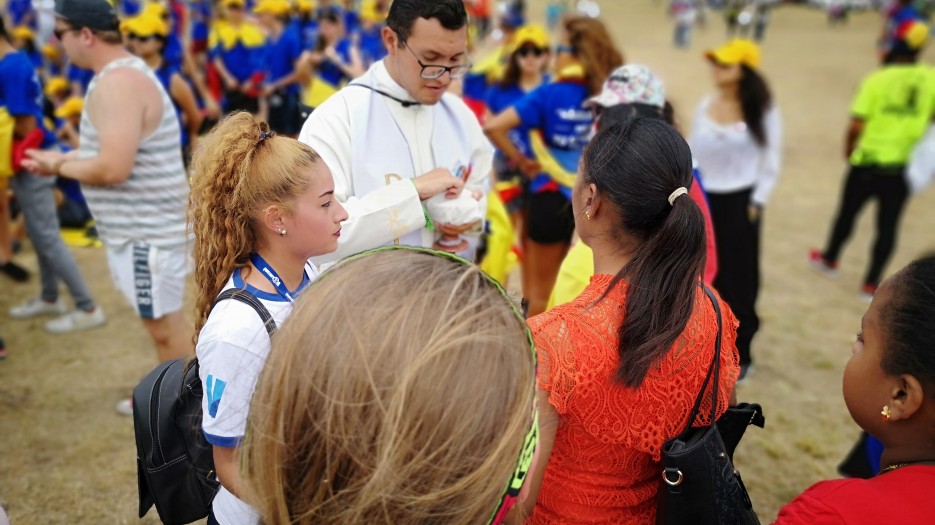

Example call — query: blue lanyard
[249,253,302,303]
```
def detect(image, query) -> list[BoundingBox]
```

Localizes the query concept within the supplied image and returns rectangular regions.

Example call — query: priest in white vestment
[298,0,492,264]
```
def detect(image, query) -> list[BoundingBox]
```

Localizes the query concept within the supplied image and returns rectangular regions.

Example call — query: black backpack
[133,289,276,525]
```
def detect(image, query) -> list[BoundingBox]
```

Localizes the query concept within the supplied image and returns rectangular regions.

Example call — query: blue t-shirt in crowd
[67,63,94,92]
[344,9,361,36]
[191,0,213,42]
[211,40,265,84]
[318,38,354,87]
[485,75,551,161]
[0,51,55,148]
[154,64,189,147]
[164,34,184,70]
[264,25,304,95]
[294,17,319,50]
[26,48,43,71]
[512,80,593,195]
[57,177,86,204]
[462,71,489,103]
[359,25,386,67]
[8,0,33,25]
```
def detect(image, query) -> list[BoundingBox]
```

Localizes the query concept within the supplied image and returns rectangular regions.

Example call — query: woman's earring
[279,228,287,237]
[585,209,592,220]
[881,405,891,422]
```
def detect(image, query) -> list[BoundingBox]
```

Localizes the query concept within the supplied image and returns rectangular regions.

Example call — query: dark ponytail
[881,255,935,391]
[584,118,706,388]
[739,65,772,147]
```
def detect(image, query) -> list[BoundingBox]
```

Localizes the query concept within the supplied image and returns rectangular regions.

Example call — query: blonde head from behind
[243,249,537,525]
[189,111,321,334]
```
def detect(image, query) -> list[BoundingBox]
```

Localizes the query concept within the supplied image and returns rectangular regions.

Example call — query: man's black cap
[54,0,120,31]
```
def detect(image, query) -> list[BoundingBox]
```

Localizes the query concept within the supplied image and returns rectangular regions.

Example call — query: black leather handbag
[655,285,765,525]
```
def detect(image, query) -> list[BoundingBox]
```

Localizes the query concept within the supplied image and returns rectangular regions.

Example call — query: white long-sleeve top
[298,61,493,265]
[689,96,783,205]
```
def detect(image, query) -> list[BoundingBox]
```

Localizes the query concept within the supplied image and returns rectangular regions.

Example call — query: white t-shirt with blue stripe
[196,264,318,525]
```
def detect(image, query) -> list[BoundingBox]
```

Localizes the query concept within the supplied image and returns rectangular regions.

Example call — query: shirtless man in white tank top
[24,0,194,414]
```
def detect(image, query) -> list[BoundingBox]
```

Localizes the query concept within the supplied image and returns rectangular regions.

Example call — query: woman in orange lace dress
[513,118,741,524]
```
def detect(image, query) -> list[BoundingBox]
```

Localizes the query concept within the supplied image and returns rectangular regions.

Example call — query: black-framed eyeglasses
[127,33,155,42]
[398,37,471,80]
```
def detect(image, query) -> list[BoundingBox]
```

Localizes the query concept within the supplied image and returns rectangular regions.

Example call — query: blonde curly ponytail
[188,111,321,334]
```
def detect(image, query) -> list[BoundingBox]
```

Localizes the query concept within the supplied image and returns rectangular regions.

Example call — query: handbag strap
[681,283,723,433]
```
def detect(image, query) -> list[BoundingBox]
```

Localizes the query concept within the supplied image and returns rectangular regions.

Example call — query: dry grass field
[3,2,935,524]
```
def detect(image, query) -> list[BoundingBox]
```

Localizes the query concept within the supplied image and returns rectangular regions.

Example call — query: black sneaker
[0,261,29,282]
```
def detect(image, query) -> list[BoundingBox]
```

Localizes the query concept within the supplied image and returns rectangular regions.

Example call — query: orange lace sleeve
[528,311,578,416]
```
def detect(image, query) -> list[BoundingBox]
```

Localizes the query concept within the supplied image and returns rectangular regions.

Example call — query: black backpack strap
[212,288,277,337]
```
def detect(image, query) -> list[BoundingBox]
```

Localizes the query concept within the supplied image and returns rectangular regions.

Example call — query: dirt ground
[3,2,935,524]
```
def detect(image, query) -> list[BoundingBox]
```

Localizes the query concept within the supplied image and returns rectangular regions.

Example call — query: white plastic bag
[907,125,935,194]
[424,191,484,226]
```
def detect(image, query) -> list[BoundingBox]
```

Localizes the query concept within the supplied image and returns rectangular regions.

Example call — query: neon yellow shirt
[850,64,935,167]
[547,240,594,310]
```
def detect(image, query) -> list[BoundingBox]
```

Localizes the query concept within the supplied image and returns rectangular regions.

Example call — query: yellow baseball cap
[295,0,315,12]
[512,24,549,51]
[142,2,168,19]
[705,39,761,69]
[120,14,169,37]
[42,43,63,60]
[44,77,71,98]
[223,0,246,8]
[54,97,84,119]
[360,0,383,23]
[12,26,35,41]
[253,0,291,16]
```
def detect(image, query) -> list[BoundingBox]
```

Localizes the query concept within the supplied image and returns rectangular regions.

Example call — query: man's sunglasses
[54,25,114,40]
[127,33,155,42]
[53,26,80,40]
[516,46,546,58]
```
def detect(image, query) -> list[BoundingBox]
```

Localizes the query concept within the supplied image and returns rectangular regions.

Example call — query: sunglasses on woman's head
[517,46,546,58]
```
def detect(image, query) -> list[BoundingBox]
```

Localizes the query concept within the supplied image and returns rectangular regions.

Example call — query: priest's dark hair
[386,0,468,43]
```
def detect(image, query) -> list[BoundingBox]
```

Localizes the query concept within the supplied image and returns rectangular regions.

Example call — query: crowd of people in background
[3,0,935,522]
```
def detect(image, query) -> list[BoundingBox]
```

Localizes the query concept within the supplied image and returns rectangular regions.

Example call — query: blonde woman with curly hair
[242,247,539,525]
[188,111,347,525]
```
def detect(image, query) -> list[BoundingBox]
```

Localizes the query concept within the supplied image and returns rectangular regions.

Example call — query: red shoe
[808,249,838,278]
[860,283,878,303]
